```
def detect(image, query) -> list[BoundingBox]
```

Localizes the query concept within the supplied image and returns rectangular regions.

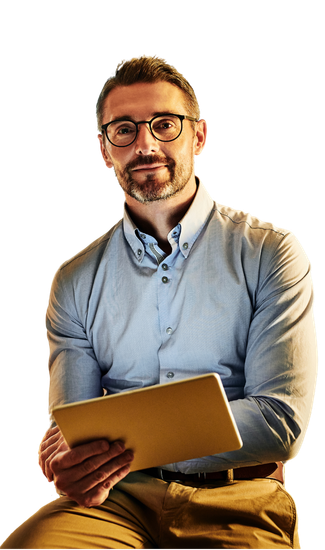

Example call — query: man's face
[98,82,205,204]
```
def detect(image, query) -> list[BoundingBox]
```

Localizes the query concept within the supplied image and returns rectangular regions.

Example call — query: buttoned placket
[156,228,182,383]
[136,227,182,383]
[158,270,175,380]
[125,195,210,385]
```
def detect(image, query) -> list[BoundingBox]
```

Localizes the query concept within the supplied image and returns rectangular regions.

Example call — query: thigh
[1,492,157,549]
[160,479,300,549]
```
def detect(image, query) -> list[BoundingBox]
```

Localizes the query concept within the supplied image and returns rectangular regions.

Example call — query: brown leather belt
[140,462,284,484]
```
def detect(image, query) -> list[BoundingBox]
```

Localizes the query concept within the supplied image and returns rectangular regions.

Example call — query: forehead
[102,81,188,122]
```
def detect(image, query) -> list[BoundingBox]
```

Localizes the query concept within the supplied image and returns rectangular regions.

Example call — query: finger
[90,463,131,506]
[39,434,64,466]
[44,439,69,481]
[70,464,132,508]
[39,425,60,446]
[39,427,68,481]
[62,443,133,486]
[39,428,61,455]
[52,441,129,491]
[44,426,62,443]
[52,439,111,471]
[101,462,132,490]
[58,440,128,483]
[54,447,133,496]
[44,425,60,437]
[39,430,66,473]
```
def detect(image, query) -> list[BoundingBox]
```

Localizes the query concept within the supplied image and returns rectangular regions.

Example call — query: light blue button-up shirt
[47,182,317,473]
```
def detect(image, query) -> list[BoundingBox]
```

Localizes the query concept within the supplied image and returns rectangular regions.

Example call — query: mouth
[131,163,167,172]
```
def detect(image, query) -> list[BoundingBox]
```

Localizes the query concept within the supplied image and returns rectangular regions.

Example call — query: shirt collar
[177,179,214,258]
[123,179,214,261]
[123,207,146,262]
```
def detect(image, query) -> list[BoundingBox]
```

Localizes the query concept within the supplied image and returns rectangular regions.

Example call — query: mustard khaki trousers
[1,472,300,549]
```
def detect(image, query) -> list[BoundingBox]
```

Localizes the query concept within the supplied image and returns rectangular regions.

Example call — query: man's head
[97,57,206,205]
[96,56,200,132]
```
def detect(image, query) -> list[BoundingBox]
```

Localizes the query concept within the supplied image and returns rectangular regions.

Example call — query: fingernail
[101,441,110,452]
[125,450,134,461]
[114,441,125,452]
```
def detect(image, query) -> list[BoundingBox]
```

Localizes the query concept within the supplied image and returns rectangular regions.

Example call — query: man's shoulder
[57,219,123,278]
[213,203,288,240]
[209,201,311,269]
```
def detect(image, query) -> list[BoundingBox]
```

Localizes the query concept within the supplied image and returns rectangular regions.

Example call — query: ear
[193,119,207,156]
[98,134,114,169]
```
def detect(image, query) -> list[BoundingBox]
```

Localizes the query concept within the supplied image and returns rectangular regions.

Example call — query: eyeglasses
[101,113,198,148]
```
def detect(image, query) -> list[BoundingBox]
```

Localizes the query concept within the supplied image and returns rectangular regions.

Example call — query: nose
[135,122,160,155]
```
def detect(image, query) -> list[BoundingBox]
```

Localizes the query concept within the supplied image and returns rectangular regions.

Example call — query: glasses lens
[107,120,137,146]
[106,115,183,146]
[151,115,182,141]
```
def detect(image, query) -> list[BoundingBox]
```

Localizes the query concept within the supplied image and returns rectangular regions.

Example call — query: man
[2,56,316,549]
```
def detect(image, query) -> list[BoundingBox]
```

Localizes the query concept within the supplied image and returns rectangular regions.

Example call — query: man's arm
[46,263,105,412]
[41,258,134,506]
[173,231,317,473]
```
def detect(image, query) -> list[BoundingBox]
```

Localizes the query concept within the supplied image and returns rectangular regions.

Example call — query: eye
[160,121,173,129]
[107,121,137,144]
[153,118,177,131]
[115,122,136,135]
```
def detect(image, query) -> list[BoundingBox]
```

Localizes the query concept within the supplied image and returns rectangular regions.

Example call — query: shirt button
[162,276,169,284]
[162,263,169,271]
[137,249,142,256]
[166,327,173,335]
[140,233,146,239]
[167,372,175,379]
[182,242,189,250]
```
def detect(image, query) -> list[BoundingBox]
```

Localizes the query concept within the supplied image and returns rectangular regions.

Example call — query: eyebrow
[109,112,177,124]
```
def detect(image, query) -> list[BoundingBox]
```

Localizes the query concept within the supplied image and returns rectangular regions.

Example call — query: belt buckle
[198,472,207,480]
[159,468,181,482]
[226,469,234,482]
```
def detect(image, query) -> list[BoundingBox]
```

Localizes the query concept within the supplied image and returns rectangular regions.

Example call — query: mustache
[126,155,175,171]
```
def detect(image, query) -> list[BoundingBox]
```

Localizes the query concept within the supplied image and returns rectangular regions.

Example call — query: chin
[127,178,189,204]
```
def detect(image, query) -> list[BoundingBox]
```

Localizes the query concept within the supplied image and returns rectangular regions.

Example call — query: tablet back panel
[52,373,242,472]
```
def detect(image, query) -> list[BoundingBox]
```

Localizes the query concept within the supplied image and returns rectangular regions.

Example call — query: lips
[132,163,167,171]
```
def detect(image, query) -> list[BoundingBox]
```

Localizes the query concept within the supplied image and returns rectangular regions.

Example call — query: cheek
[175,141,194,165]
[107,150,130,171]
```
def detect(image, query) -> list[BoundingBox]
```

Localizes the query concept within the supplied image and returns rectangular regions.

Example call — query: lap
[161,479,299,548]
[1,475,299,549]
[1,491,157,549]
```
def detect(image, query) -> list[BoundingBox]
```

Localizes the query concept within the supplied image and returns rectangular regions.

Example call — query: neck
[125,178,197,254]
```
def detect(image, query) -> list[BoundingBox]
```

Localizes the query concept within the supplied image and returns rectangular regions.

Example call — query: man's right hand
[38,426,134,507]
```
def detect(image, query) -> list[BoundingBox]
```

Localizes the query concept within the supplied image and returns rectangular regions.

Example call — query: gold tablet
[52,373,242,472]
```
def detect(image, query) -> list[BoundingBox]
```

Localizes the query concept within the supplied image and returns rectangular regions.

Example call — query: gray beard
[114,154,194,204]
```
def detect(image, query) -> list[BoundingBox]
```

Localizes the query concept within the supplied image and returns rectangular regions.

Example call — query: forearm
[172,395,306,474]
[49,352,103,413]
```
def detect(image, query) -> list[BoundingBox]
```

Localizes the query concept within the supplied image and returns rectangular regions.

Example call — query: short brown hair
[96,56,200,131]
